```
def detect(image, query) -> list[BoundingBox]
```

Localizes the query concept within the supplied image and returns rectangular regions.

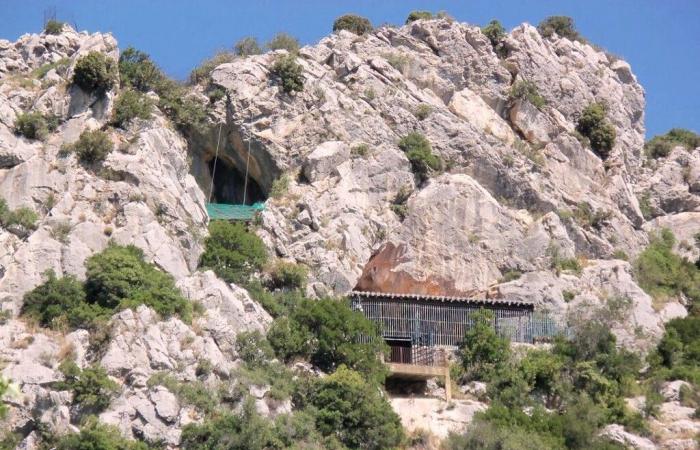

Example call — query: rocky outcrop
[0,26,270,447]
[206,19,651,299]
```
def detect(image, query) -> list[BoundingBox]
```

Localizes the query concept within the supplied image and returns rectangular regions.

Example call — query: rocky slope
[0,17,698,449]
[203,19,696,349]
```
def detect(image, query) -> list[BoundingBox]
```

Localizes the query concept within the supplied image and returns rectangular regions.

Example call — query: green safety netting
[206,202,265,221]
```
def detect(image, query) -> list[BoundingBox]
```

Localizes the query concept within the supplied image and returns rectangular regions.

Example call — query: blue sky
[1,0,698,138]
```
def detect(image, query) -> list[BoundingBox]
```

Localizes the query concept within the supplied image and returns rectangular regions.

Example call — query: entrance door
[386,339,412,364]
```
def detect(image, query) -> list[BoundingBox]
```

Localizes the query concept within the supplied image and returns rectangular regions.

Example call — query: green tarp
[206,202,265,221]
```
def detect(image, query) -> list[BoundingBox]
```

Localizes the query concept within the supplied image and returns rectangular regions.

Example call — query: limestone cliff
[0,17,698,449]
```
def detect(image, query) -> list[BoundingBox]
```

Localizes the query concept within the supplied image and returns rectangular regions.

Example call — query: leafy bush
[266,33,300,53]
[509,80,546,109]
[44,19,65,35]
[406,11,433,23]
[156,79,209,136]
[634,229,700,308]
[112,89,153,128]
[645,128,700,159]
[482,20,506,47]
[268,297,387,383]
[0,198,38,235]
[0,378,7,419]
[271,54,304,93]
[390,185,411,221]
[537,16,583,42]
[268,260,308,290]
[333,14,373,35]
[64,129,114,165]
[56,360,118,412]
[398,132,442,183]
[85,244,193,321]
[234,37,262,57]
[245,280,304,318]
[458,309,511,381]
[181,399,278,450]
[55,417,151,450]
[297,366,404,450]
[189,51,235,84]
[118,47,164,92]
[32,57,70,79]
[73,51,116,93]
[148,372,218,414]
[14,111,58,140]
[576,102,616,159]
[199,221,268,284]
[21,270,104,329]
[414,103,433,120]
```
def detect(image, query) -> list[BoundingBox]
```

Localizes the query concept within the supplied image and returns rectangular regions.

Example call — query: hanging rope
[208,122,223,203]
[242,113,252,205]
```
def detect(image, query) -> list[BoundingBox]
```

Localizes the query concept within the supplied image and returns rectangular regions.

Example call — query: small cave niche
[207,157,266,205]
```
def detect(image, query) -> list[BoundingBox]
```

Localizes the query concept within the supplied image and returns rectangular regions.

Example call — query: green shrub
[56,360,118,412]
[245,279,304,318]
[576,102,616,159]
[390,185,411,221]
[32,57,70,79]
[269,173,290,197]
[268,297,387,383]
[0,198,38,235]
[157,79,209,136]
[44,19,65,35]
[189,51,234,84]
[634,229,700,308]
[85,244,193,321]
[509,80,546,109]
[0,378,7,419]
[297,366,404,450]
[414,103,433,120]
[112,89,153,128]
[333,14,373,35]
[398,132,442,183]
[645,128,700,159]
[234,37,263,57]
[268,260,308,290]
[271,54,304,93]
[482,20,506,47]
[64,129,113,165]
[182,399,288,450]
[148,372,218,414]
[73,51,116,93]
[500,270,522,282]
[14,111,58,140]
[266,33,300,53]
[199,221,268,284]
[21,270,105,329]
[384,52,410,72]
[235,330,275,368]
[55,417,150,450]
[351,143,369,157]
[118,47,164,92]
[406,11,433,23]
[537,16,583,42]
[459,309,511,381]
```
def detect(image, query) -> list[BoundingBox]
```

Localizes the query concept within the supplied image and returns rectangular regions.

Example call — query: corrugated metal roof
[206,202,265,221]
[351,290,533,308]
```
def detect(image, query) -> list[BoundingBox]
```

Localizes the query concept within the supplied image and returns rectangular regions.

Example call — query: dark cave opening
[207,158,266,205]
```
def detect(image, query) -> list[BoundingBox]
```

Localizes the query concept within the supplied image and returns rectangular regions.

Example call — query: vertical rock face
[207,18,654,299]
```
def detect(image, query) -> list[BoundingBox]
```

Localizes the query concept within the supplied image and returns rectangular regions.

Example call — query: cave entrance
[207,157,265,205]
[206,155,267,221]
